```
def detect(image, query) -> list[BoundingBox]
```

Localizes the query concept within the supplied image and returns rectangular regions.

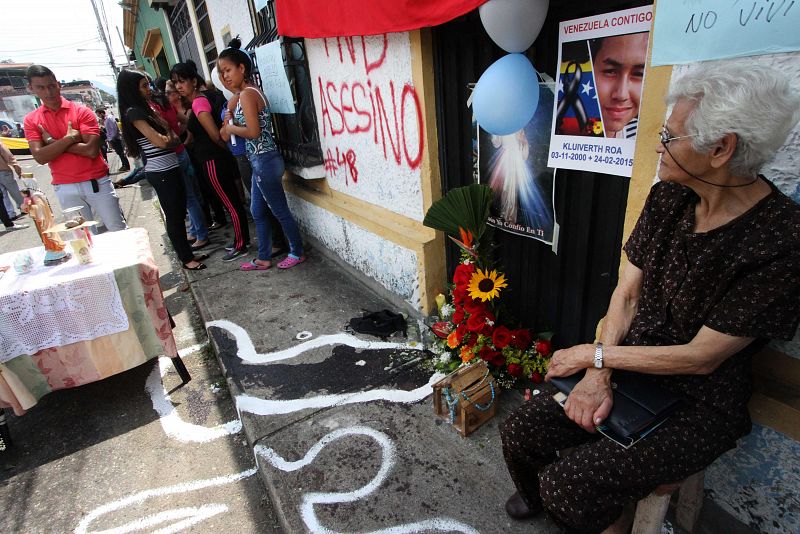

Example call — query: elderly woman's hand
[563,370,614,432]
[545,344,594,379]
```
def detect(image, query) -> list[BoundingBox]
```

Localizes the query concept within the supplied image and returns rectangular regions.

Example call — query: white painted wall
[286,194,421,310]
[668,52,800,358]
[205,0,255,51]
[306,33,426,222]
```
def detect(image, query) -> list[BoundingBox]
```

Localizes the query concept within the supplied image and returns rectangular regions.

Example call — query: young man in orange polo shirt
[23,65,126,231]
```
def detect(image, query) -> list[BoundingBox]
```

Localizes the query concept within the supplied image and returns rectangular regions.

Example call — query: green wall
[133,3,177,79]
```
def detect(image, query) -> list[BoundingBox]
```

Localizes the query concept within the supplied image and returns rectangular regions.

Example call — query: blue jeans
[53,176,127,232]
[0,170,22,216]
[177,150,208,242]
[249,151,303,261]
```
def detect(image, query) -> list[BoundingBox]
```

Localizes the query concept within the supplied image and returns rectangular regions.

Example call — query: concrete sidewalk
[188,222,798,534]
[184,234,560,533]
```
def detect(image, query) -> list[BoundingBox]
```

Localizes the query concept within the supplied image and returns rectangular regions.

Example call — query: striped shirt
[126,106,179,173]
[622,118,638,139]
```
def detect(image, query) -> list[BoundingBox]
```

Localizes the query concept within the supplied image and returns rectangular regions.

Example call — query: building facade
[123,0,180,79]
[120,0,800,349]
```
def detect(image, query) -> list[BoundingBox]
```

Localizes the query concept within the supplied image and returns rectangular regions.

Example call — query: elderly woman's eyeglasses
[659,126,697,146]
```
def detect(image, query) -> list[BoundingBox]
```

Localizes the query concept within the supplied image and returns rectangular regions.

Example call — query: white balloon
[210,66,234,100]
[479,0,549,53]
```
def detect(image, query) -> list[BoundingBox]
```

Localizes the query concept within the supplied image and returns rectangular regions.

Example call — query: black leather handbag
[550,370,683,448]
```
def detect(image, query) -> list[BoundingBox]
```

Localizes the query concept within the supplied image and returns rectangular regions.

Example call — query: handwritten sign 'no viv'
[652,0,800,66]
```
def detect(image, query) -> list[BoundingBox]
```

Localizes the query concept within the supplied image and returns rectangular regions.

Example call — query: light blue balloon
[473,53,540,136]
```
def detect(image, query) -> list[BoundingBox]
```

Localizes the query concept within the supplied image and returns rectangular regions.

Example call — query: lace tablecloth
[0,234,148,362]
[0,228,179,416]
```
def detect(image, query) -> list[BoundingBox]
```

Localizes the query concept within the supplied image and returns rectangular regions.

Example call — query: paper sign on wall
[254,41,296,114]
[652,1,800,66]
[547,6,652,177]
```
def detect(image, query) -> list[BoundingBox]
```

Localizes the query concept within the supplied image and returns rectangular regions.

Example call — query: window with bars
[245,0,322,170]
[194,0,218,74]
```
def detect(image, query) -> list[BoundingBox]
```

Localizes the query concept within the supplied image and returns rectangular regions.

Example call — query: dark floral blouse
[621,178,800,435]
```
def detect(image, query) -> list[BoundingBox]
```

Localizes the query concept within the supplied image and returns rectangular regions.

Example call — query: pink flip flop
[277,255,306,269]
[240,259,271,271]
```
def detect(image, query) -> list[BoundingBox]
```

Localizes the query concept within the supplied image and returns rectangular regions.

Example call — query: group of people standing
[12,39,306,274]
[115,38,305,271]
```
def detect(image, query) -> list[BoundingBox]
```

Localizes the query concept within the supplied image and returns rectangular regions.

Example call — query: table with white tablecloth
[0,228,189,418]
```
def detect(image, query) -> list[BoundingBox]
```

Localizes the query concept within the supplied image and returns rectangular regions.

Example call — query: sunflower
[467,268,508,302]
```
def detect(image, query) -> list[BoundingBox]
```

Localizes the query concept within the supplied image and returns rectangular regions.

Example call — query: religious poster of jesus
[547,5,652,177]
[474,83,556,246]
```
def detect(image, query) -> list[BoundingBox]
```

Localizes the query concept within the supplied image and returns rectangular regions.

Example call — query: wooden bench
[630,470,704,534]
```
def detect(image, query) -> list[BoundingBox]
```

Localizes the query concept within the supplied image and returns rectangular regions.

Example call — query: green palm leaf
[423,184,493,241]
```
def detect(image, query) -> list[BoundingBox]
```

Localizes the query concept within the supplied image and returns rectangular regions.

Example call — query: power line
[0,38,100,54]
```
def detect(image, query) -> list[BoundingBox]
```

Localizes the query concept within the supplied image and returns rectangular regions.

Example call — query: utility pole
[90,0,118,80]
[116,26,133,68]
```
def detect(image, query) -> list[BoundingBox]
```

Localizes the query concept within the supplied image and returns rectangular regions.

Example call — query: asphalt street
[0,154,282,533]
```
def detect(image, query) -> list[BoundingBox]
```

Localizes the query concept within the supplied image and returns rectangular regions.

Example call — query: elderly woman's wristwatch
[594,342,604,368]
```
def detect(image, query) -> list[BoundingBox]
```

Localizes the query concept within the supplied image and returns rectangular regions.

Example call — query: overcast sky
[1,0,127,92]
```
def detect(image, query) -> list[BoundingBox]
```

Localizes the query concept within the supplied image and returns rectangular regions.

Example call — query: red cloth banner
[275,0,488,38]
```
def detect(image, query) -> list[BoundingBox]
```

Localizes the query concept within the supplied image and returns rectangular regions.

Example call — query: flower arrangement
[423,185,553,387]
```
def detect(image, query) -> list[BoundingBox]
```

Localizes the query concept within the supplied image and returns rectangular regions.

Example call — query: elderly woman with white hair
[500,63,800,533]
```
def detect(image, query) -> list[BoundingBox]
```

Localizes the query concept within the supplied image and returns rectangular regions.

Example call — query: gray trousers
[53,176,127,232]
[0,170,23,216]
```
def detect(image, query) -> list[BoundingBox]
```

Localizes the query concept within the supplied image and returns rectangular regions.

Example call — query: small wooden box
[433,361,498,437]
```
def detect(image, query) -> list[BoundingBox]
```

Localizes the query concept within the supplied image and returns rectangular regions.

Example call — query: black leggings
[146,168,193,263]
[197,156,249,251]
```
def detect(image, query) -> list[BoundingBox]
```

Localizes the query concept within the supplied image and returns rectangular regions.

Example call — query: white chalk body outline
[255,426,480,534]
[206,319,422,364]
[128,321,473,534]
[145,343,243,443]
[74,468,257,534]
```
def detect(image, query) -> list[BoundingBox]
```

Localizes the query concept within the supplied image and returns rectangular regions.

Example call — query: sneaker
[221,248,247,262]
[2,223,29,232]
[224,242,235,252]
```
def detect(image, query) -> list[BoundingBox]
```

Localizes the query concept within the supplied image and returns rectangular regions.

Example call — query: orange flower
[447,331,460,349]
[460,345,475,363]
[458,227,474,249]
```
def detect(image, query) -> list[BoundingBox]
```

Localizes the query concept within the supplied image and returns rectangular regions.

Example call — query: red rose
[465,334,478,348]
[452,307,465,324]
[511,329,532,350]
[507,363,523,377]
[489,352,506,367]
[463,298,485,314]
[453,288,467,305]
[530,371,543,383]
[477,346,494,361]
[492,326,512,348]
[534,339,552,356]
[481,323,494,337]
[455,323,467,343]
[453,263,475,288]
[466,312,487,333]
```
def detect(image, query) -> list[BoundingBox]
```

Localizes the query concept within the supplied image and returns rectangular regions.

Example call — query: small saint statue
[21,188,71,266]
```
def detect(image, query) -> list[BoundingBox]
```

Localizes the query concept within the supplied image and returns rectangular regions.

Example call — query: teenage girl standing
[217,40,305,270]
[170,60,250,262]
[117,70,206,270]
